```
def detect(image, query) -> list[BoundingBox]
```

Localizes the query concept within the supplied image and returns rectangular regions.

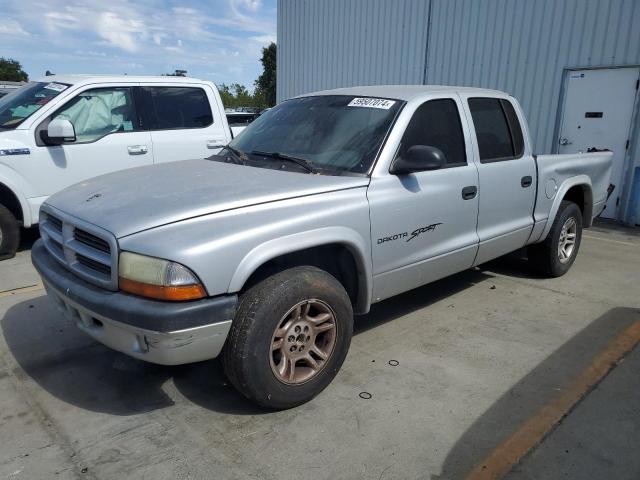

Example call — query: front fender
[229,226,373,313]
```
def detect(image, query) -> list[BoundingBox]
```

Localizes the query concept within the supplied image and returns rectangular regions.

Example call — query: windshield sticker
[348,97,396,109]
[43,83,68,92]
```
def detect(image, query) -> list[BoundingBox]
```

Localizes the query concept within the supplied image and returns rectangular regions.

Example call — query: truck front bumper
[31,240,237,365]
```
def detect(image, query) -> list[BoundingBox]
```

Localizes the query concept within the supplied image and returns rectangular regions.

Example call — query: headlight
[118,251,206,301]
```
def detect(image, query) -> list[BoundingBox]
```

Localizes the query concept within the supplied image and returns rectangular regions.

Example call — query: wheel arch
[228,227,372,314]
[0,180,28,226]
[539,175,592,241]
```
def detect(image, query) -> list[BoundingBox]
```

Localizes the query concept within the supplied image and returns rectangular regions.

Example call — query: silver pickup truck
[32,86,613,409]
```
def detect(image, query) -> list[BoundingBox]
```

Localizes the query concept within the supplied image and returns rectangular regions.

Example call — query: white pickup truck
[0,75,239,259]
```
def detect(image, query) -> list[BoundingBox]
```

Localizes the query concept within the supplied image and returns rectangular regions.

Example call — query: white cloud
[1,0,277,88]
[95,12,146,52]
[250,34,276,44]
[0,19,30,36]
[172,7,197,15]
[231,0,263,12]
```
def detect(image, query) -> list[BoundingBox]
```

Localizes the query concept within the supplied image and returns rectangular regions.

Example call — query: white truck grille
[40,205,119,290]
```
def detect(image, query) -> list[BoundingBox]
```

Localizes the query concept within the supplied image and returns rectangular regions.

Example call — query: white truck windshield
[0,81,69,129]
[229,95,403,174]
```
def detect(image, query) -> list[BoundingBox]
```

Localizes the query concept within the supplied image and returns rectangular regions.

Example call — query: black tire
[528,200,582,277]
[0,204,20,261]
[222,266,353,409]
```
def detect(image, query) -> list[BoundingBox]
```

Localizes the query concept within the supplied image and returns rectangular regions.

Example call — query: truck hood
[45,159,369,238]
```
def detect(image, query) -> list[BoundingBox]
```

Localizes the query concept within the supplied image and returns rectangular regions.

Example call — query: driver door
[368,96,480,302]
[28,84,154,198]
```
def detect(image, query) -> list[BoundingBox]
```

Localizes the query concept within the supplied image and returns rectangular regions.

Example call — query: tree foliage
[0,58,28,82]
[218,42,277,110]
[218,83,259,109]
[254,43,276,107]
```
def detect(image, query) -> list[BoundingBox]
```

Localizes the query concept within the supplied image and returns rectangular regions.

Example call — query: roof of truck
[301,84,508,101]
[35,74,210,85]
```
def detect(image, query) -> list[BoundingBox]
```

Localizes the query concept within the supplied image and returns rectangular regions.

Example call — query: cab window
[398,98,467,167]
[51,87,137,143]
[468,98,524,162]
[140,87,213,130]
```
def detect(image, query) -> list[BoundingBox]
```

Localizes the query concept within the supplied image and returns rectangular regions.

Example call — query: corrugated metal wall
[277,0,640,222]
[277,0,430,102]
[426,0,640,153]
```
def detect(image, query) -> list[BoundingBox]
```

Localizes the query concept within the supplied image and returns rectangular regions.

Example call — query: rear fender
[536,175,592,242]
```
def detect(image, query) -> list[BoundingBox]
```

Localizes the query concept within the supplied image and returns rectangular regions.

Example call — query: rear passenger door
[137,84,230,163]
[368,96,480,302]
[462,96,536,265]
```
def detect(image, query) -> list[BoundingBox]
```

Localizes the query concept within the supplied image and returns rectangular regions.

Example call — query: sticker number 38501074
[348,97,396,109]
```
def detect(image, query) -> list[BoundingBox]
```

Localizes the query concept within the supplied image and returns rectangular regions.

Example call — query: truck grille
[40,206,118,290]
[74,228,111,253]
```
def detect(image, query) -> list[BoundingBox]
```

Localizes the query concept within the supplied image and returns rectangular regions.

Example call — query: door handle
[461,186,477,200]
[127,145,148,155]
[206,140,224,149]
[559,137,572,146]
[521,175,533,188]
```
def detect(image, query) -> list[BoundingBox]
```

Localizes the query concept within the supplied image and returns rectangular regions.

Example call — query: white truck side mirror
[47,118,76,143]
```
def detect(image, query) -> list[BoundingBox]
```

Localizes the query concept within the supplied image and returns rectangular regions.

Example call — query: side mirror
[390,145,446,175]
[46,118,76,144]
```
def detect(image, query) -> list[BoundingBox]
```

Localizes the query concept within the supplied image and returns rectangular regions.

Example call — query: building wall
[277,0,640,223]
[277,0,430,101]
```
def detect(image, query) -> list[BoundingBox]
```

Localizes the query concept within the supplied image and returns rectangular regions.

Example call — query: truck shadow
[431,306,640,479]
[1,268,494,417]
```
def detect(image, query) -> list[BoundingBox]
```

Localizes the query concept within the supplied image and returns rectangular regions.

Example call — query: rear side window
[399,98,467,167]
[468,98,524,162]
[141,87,213,130]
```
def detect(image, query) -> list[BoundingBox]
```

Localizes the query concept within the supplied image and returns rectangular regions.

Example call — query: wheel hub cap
[558,217,577,264]
[270,299,337,384]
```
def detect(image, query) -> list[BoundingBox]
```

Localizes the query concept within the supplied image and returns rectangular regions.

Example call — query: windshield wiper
[250,150,316,174]
[224,145,248,165]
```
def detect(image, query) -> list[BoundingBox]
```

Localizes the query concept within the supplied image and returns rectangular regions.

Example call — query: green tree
[254,42,276,106]
[0,58,28,82]
[218,83,236,108]
[218,83,265,110]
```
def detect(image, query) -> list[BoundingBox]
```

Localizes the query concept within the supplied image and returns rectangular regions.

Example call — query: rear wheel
[222,266,353,409]
[528,200,582,277]
[0,204,20,261]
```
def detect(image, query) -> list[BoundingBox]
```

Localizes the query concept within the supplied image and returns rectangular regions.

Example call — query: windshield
[227,95,403,174]
[0,81,70,129]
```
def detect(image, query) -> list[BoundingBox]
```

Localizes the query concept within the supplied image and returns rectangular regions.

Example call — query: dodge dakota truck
[32,86,613,409]
[0,75,243,260]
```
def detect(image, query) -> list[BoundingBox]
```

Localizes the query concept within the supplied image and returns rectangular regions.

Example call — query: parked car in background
[0,81,25,98]
[0,75,242,259]
[32,85,613,408]
[225,111,261,136]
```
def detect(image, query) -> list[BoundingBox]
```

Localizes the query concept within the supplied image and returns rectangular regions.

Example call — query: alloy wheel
[270,299,337,384]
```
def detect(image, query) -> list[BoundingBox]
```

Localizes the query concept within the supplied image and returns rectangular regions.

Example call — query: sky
[0,0,277,90]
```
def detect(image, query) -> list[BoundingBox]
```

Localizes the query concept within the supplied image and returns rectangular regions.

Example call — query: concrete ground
[0,221,638,480]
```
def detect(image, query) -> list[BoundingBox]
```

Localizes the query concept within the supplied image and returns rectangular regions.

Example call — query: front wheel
[528,200,583,277]
[0,204,20,261]
[222,266,353,409]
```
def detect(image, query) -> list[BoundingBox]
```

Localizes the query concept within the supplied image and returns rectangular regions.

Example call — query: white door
[138,84,229,163]
[558,67,640,219]
[29,85,154,198]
